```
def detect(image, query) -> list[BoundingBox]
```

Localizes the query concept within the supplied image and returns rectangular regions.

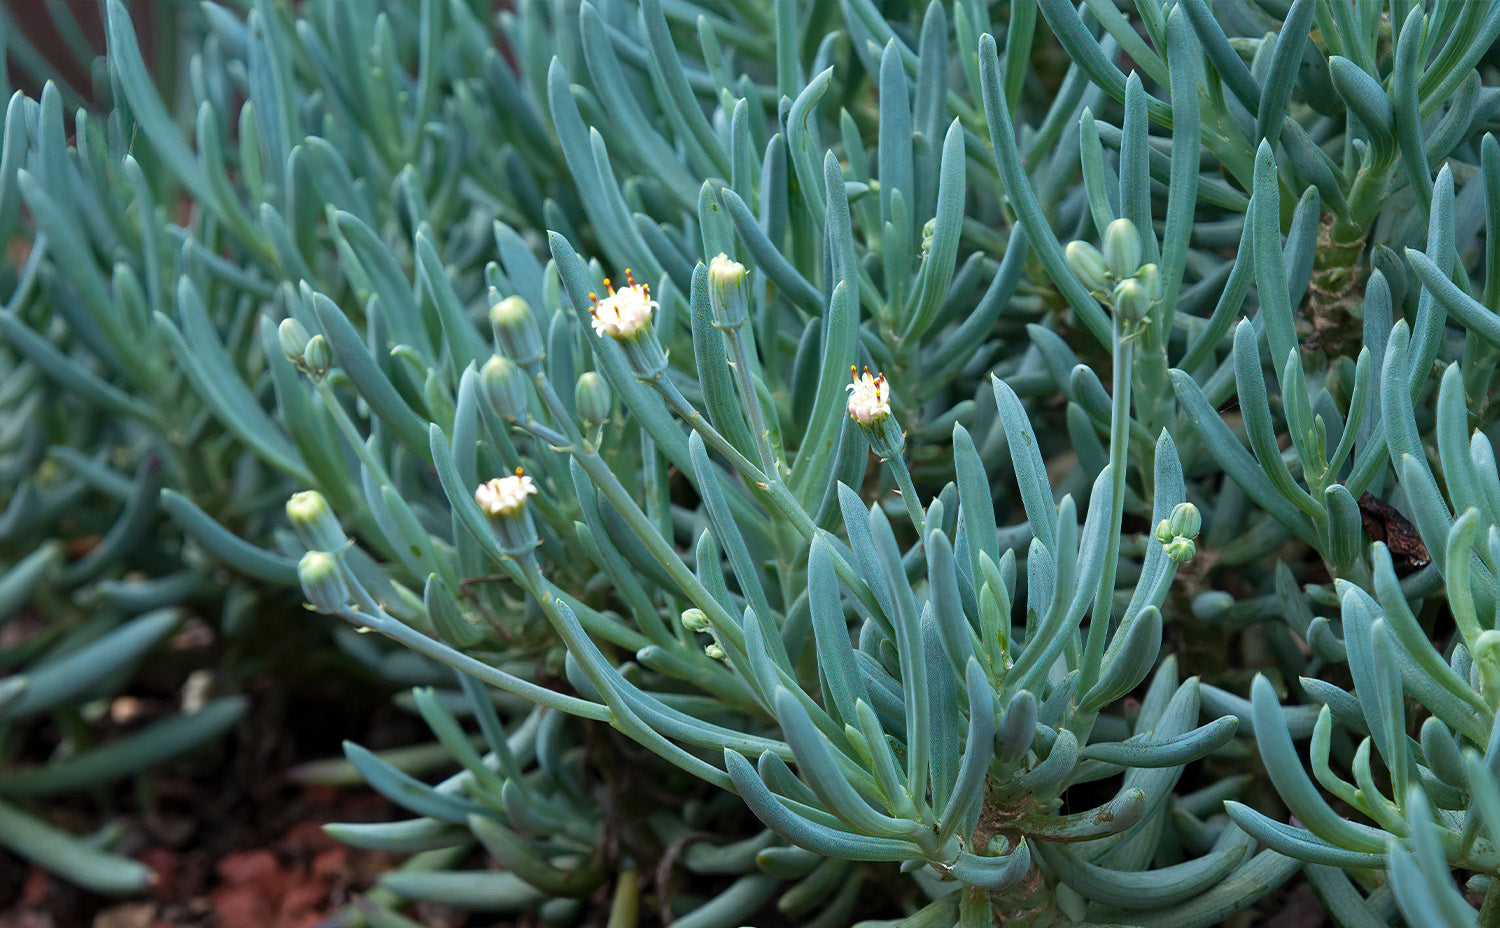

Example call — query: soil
[0,607,796,928]
[0,629,435,928]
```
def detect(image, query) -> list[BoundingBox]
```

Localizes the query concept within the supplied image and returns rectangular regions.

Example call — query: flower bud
[708,254,750,328]
[846,366,905,460]
[681,607,711,633]
[1111,278,1150,325]
[704,642,727,662]
[1133,263,1161,302]
[575,371,612,427]
[278,318,311,362]
[1166,502,1202,540]
[1102,217,1142,279]
[298,551,350,613]
[1065,240,1111,294]
[490,294,545,365]
[475,470,540,556]
[1154,519,1173,546]
[1476,630,1500,708]
[1164,536,1196,564]
[481,355,528,420]
[302,334,332,377]
[286,490,347,552]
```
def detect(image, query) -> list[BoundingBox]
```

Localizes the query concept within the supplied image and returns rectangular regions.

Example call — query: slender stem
[888,455,927,541]
[727,324,781,479]
[1079,316,1133,694]
[518,415,570,448]
[527,367,587,446]
[340,605,612,721]
[569,431,750,655]
[314,378,394,488]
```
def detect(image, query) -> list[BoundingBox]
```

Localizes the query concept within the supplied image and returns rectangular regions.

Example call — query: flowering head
[589,269,656,340]
[475,468,538,517]
[476,468,540,556]
[847,366,904,459]
[708,253,749,328]
[846,366,891,425]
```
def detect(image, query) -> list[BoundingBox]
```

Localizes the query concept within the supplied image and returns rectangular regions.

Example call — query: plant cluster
[3,1,1500,926]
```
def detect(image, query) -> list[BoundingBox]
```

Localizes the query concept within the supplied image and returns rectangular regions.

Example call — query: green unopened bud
[704,642,727,661]
[286,490,347,552]
[1065,240,1111,294]
[481,355,528,419]
[920,217,937,255]
[1154,520,1173,546]
[1476,630,1500,708]
[1133,263,1161,302]
[1112,278,1150,325]
[298,551,350,613]
[1167,502,1202,540]
[1102,217,1142,279]
[424,574,482,648]
[681,608,711,633]
[1164,537,1196,563]
[575,371,612,427]
[490,293,545,365]
[278,318,311,362]
[1157,502,1201,563]
[302,334,332,377]
[708,254,750,328]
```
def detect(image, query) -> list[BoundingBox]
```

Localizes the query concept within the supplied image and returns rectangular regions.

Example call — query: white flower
[709,253,746,287]
[475,470,538,516]
[846,366,891,424]
[589,270,656,339]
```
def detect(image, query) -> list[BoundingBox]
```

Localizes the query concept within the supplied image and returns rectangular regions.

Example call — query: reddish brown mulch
[0,647,424,928]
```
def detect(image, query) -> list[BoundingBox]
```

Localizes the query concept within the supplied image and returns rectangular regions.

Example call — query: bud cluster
[279,318,332,378]
[1154,502,1202,564]
[1064,218,1161,336]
